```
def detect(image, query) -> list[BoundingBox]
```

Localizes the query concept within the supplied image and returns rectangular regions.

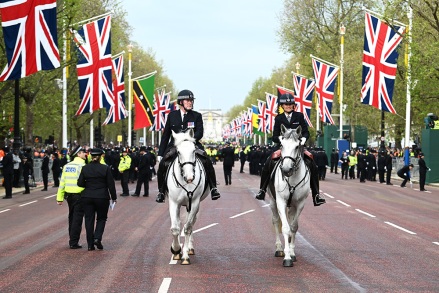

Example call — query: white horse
[167,129,209,265]
[267,124,311,267]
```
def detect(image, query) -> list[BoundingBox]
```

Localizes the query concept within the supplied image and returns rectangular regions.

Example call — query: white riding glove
[157,156,163,163]
[300,137,307,146]
[428,168,431,171]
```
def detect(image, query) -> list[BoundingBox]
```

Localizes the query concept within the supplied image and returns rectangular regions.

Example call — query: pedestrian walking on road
[397,163,414,188]
[132,146,152,197]
[41,150,50,191]
[56,146,87,249]
[77,148,117,251]
[221,142,235,185]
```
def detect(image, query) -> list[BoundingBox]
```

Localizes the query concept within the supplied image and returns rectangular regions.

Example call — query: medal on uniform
[187,122,194,128]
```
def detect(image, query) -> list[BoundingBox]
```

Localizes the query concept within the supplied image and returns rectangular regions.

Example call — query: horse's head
[172,129,197,183]
[279,124,303,177]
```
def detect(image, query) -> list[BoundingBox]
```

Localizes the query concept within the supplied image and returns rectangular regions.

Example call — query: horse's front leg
[270,201,284,257]
[169,202,182,260]
[277,200,293,267]
[181,204,200,265]
[288,202,305,262]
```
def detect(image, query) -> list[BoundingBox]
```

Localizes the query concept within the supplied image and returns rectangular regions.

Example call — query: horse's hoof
[188,248,195,255]
[170,246,181,255]
[173,253,182,260]
[181,258,191,265]
[275,251,285,257]
[292,255,297,262]
[283,259,294,267]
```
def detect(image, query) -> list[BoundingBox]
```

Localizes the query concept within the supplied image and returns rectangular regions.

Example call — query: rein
[172,158,203,212]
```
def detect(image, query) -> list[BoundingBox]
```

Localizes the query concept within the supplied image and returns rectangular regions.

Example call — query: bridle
[280,145,303,175]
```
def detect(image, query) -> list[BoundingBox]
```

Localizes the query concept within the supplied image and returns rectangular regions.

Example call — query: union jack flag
[361,12,405,114]
[150,89,171,131]
[103,54,127,125]
[292,73,315,128]
[257,100,268,133]
[240,111,247,136]
[265,93,277,132]
[311,57,339,124]
[0,0,60,81]
[72,15,113,115]
[246,107,253,136]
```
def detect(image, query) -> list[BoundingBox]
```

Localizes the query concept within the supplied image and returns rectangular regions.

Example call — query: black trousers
[223,165,232,185]
[66,193,84,246]
[240,161,245,173]
[82,197,109,247]
[42,171,49,189]
[23,174,30,192]
[53,171,60,187]
[397,170,409,187]
[13,169,20,187]
[3,173,13,198]
[386,169,392,184]
[135,172,150,195]
[378,169,385,183]
[419,171,427,190]
[120,171,129,194]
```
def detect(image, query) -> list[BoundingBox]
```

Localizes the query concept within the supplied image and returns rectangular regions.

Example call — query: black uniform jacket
[222,147,235,167]
[77,162,117,201]
[272,111,310,144]
[137,153,152,175]
[158,109,203,157]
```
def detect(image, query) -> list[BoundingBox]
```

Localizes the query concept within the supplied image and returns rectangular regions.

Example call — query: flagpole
[62,17,68,149]
[72,11,113,27]
[339,24,345,139]
[405,7,413,147]
[127,43,133,146]
[90,119,94,148]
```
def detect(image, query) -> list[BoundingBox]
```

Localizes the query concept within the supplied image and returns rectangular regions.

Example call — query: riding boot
[304,156,326,207]
[155,159,166,203]
[205,157,220,200]
[255,157,273,200]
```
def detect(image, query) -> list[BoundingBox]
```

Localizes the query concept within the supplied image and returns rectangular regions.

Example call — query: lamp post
[127,43,133,146]
[339,23,345,139]
[295,62,300,74]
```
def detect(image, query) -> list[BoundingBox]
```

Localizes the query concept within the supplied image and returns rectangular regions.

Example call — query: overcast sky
[121,0,289,113]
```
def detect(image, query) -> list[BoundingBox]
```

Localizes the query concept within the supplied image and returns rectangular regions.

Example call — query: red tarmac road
[0,164,438,292]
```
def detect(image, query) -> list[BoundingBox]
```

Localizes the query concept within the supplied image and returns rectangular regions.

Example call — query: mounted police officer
[155,89,220,203]
[56,146,87,249]
[255,93,326,207]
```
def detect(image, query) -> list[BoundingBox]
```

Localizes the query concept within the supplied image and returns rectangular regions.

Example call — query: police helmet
[177,89,195,106]
[278,93,295,105]
[90,148,103,156]
[71,146,83,157]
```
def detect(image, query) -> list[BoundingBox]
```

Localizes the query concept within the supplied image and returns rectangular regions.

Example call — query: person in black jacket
[132,146,152,196]
[221,142,235,185]
[330,148,339,174]
[377,151,387,183]
[155,89,220,203]
[418,153,430,191]
[21,154,33,194]
[51,152,61,187]
[77,148,117,251]
[255,93,325,207]
[2,146,14,199]
[41,150,50,191]
[397,163,414,188]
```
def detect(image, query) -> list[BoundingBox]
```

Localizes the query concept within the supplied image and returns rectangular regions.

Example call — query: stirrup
[255,190,266,200]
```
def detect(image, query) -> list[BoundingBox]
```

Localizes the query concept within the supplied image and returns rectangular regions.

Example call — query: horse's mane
[283,128,301,141]
[174,131,196,147]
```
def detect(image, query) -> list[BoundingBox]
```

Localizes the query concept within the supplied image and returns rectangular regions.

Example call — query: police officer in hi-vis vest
[56,146,87,249]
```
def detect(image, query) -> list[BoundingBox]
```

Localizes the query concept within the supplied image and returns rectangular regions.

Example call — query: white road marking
[19,201,37,207]
[0,209,11,214]
[355,209,376,218]
[384,222,416,235]
[169,256,178,265]
[44,194,56,199]
[336,200,350,207]
[193,223,218,234]
[158,277,172,292]
[229,209,254,218]
[323,193,334,198]
[433,242,439,246]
